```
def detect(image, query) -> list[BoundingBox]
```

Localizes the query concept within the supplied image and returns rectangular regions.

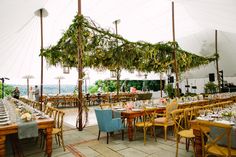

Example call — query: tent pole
[172,1,180,97]
[27,78,29,97]
[76,0,83,131]
[113,19,120,102]
[160,73,163,98]
[215,30,221,92]
[40,9,44,111]
[59,78,61,94]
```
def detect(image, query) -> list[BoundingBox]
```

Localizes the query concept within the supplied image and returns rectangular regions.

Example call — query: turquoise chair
[95,108,124,144]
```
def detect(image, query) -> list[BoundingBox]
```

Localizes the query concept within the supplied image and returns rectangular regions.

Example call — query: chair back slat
[184,108,194,129]
[171,109,184,134]
[166,99,178,121]
[197,120,232,157]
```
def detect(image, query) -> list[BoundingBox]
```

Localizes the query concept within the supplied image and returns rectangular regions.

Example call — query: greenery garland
[42,15,216,74]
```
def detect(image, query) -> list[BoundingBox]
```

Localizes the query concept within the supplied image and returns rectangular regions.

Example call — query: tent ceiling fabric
[0,0,236,84]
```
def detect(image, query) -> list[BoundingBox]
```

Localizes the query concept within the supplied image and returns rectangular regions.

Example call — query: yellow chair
[197,120,236,157]
[42,108,66,151]
[153,99,178,141]
[171,108,195,157]
[134,108,155,145]
[193,106,202,118]
[52,109,66,151]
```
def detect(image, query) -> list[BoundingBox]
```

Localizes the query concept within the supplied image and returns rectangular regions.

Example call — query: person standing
[12,87,20,99]
[34,85,40,102]
[29,86,34,100]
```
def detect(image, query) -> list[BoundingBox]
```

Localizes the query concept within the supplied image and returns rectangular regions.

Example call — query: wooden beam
[172,1,180,97]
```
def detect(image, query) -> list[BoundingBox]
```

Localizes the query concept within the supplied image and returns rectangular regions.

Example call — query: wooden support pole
[172,1,180,97]
[215,30,221,92]
[76,0,83,131]
[40,9,44,110]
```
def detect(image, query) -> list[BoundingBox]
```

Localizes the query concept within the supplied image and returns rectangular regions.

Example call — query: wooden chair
[42,108,65,151]
[153,99,178,141]
[171,109,195,157]
[193,106,203,118]
[197,120,236,157]
[134,108,155,145]
[52,109,66,151]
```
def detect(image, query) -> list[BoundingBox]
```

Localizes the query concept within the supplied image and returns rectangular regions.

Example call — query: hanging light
[110,70,117,78]
[136,71,142,77]
[129,67,135,73]
[144,73,148,79]
[63,66,70,74]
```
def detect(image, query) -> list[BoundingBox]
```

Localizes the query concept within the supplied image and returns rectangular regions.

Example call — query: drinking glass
[213,107,218,114]
[199,110,205,117]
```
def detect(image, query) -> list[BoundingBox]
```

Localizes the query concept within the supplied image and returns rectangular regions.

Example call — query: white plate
[0,120,10,126]
[132,108,142,112]
[156,105,166,108]
[0,118,9,122]
[113,106,122,109]
[196,117,214,121]
[215,120,235,125]
[116,108,126,111]
[146,106,155,109]
[0,115,8,119]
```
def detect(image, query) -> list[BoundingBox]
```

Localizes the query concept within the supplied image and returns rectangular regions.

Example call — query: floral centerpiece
[125,102,134,111]
[221,111,234,121]
[221,111,233,117]
[19,108,32,122]
[160,98,167,105]
[21,112,32,122]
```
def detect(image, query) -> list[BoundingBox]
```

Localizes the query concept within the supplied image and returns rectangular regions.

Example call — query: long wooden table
[0,100,54,157]
[121,107,165,141]
[0,119,54,157]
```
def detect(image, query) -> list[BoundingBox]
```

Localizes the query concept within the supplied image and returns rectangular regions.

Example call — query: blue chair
[95,108,124,144]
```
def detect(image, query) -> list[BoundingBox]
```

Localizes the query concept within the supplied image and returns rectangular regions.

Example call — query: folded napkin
[17,120,38,139]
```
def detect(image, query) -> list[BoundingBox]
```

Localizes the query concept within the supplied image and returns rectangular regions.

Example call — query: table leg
[193,129,202,157]
[0,136,6,156]
[127,118,134,141]
[45,127,53,157]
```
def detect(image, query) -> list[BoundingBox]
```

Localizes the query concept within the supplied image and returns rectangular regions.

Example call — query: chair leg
[122,130,124,141]
[97,130,101,140]
[191,138,195,157]
[176,135,180,157]
[107,132,109,144]
[143,127,146,145]
[154,126,157,142]
[164,126,167,141]
[172,125,175,137]
[60,133,66,151]
[55,134,59,145]
[186,138,189,151]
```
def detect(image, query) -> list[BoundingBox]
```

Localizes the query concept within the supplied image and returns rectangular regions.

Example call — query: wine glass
[213,107,218,114]
[199,110,205,117]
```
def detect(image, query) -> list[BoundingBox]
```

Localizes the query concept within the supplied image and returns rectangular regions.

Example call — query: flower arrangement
[160,98,167,104]
[125,102,134,111]
[20,112,32,122]
[19,108,32,122]
[221,111,233,117]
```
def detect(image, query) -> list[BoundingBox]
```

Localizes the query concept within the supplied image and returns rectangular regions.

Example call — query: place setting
[0,113,10,126]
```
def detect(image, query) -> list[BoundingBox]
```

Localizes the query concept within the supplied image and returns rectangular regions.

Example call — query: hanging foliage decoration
[41,15,216,74]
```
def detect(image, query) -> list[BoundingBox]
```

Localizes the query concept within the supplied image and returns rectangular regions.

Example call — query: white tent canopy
[1,0,236,88]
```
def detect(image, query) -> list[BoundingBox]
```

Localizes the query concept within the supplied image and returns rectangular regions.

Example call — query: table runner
[17,119,38,139]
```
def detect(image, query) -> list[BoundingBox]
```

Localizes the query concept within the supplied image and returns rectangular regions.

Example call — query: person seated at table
[12,87,20,99]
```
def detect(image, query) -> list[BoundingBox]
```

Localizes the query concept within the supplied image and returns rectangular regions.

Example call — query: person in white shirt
[29,86,34,100]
